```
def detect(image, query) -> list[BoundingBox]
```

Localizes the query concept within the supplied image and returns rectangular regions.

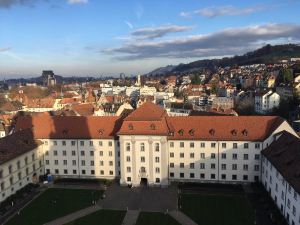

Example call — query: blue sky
[0,0,300,78]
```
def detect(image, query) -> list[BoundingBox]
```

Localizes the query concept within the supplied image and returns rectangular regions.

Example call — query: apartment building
[255,90,280,114]
[0,129,44,203]
[262,131,300,225]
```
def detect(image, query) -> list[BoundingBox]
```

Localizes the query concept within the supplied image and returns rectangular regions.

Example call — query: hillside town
[0,57,300,138]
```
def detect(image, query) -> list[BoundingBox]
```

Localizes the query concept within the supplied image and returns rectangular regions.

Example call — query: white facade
[0,146,44,203]
[255,91,280,114]
[262,156,300,225]
[42,139,120,180]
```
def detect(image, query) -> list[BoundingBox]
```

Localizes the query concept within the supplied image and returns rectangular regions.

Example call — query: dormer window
[178,129,184,136]
[98,129,104,135]
[128,124,133,130]
[150,124,156,130]
[209,129,215,136]
[231,129,237,136]
[242,129,248,136]
[189,129,195,136]
[62,129,68,135]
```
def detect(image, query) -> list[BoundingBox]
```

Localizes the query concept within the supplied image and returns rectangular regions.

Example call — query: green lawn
[65,210,126,225]
[5,188,103,225]
[179,194,254,225]
[136,212,181,225]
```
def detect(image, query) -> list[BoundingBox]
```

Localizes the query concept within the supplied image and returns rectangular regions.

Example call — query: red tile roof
[72,103,94,116]
[125,102,166,121]
[0,129,43,165]
[14,102,286,141]
[167,116,284,141]
[15,115,122,139]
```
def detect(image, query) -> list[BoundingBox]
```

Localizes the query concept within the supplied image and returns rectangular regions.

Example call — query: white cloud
[181,5,265,18]
[124,20,134,29]
[101,23,300,60]
[67,0,88,4]
[130,25,193,40]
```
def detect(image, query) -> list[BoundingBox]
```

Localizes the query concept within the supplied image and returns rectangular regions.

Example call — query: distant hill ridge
[147,44,300,75]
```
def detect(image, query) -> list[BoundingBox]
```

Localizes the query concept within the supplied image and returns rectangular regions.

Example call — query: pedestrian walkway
[169,210,198,225]
[43,205,101,225]
[121,210,140,225]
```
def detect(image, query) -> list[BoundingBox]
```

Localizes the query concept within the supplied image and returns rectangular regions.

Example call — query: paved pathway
[169,210,198,225]
[100,182,177,212]
[43,205,101,225]
[122,210,140,225]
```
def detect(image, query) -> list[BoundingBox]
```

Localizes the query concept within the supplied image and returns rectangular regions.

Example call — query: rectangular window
[211,143,216,148]
[190,153,194,158]
[180,163,184,168]
[244,143,249,149]
[63,160,67,165]
[232,154,237,160]
[155,157,160,163]
[244,154,249,160]
[90,151,94,156]
[211,163,216,169]
[190,163,195,169]
[80,141,84,146]
[190,173,195,178]
[200,142,205,148]
[200,163,205,169]
[211,153,216,159]
[141,157,145,162]
[81,151,85,156]
[221,153,226,159]
[90,161,94,166]
[222,143,226,148]
[72,151,76,156]
[140,143,145,151]
[109,141,113,147]
[255,143,260,149]
[180,142,184,148]
[190,142,194,148]
[155,167,160,173]
[127,167,131,172]
[170,152,174,158]
[180,153,184,158]
[170,163,174,168]
[243,164,248,171]
[155,143,160,152]
[200,153,205,159]
[62,141,66,146]
[89,141,93,146]
[71,141,76,146]
[233,143,237,149]
[99,141,103,146]
[62,151,67,156]
[232,164,237,170]
[221,164,226,170]
[170,142,174,148]
[255,154,260,160]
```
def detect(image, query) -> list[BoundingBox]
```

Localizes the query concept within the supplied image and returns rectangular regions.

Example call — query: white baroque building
[0,102,299,225]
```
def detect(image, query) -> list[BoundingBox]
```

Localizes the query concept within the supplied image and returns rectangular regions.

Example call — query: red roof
[167,116,284,141]
[15,115,122,139]
[14,102,286,141]
[125,102,166,121]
